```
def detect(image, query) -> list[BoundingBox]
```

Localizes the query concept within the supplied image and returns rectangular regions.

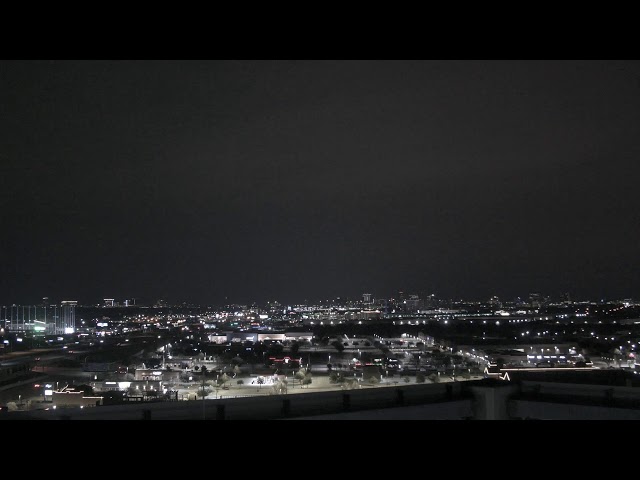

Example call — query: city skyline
[1,60,639,305]
[0,288,635,309]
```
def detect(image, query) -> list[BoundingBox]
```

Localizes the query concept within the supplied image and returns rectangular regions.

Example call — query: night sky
[1,60,639,306]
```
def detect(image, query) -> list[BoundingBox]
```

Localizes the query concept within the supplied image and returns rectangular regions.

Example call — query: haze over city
[2,60,639,306]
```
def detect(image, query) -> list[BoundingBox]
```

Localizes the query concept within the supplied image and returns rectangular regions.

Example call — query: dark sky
[1,60,639,306]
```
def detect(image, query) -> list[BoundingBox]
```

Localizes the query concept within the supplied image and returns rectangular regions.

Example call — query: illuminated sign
[64,328,74,334]
[44,390,53,396]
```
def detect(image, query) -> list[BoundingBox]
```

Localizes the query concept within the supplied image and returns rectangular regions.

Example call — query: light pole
[201,366,207,419]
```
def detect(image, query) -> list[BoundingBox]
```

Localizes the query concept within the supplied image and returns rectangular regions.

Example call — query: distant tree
[233,365,242,377]
[294,368,307,388]
[302,373,312,387]
[271,378,288,395]
[416,373,426,383]
[253,341,266,359]
[127,386,141,396]
[231,356,244,365]
[612,349,624,367]
[218,373,230,388]
[331,341,345,352]
[196,388,211,398]
[403,376,410,384]
[193,365,200,371]
[256,376,265,390]
[367,376,380,385]
[329,372,340,383]
[428,373,440,383]
[101,390,126,404]
[290,342,300,356]
[74,384,95,396]
[461,371,471,380]
[267,343,284,356]
[236,379,244,385]
[344,378,356,389]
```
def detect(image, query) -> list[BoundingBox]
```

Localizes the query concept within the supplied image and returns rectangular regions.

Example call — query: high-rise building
[425,294,438,308]
[362,293,372,304]
[405,295,423,311]
[529,293,543,308]
[104,299,115,307]
[489,296,501,307]
[60,300,77,334]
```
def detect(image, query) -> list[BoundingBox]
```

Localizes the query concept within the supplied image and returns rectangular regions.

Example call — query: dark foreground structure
[3,370,640,420]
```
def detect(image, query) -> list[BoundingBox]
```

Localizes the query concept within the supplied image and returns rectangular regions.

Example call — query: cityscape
[1,60,639,421]
[1,290,640,419]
